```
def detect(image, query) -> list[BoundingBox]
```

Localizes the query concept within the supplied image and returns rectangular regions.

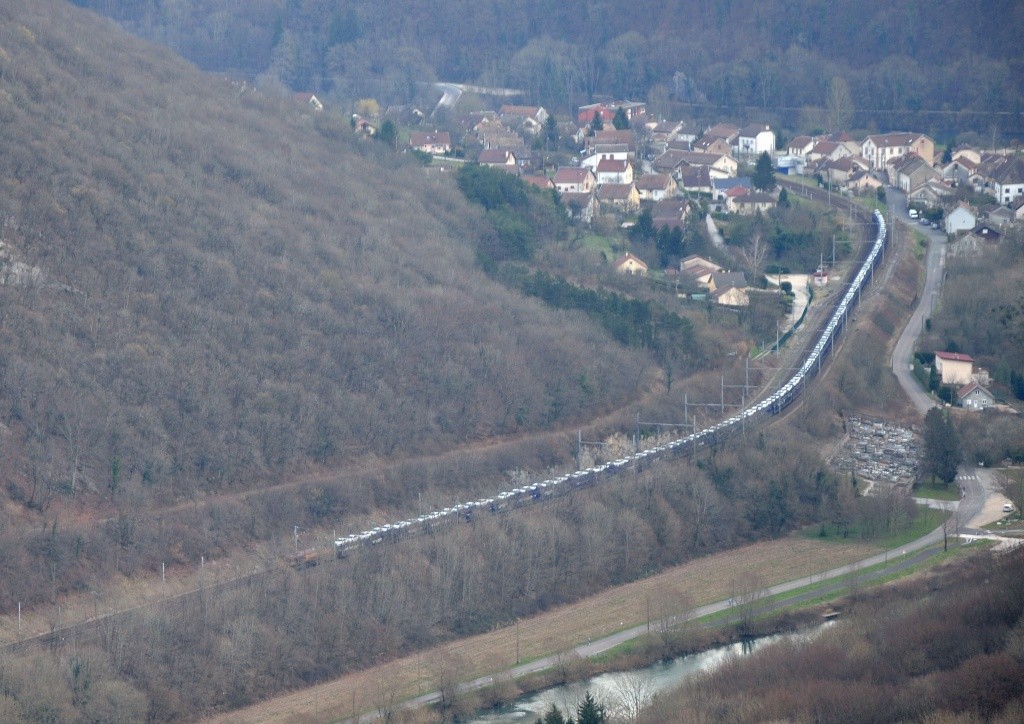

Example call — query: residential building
[934,351,974,386]
[635,173,678,202]
[597,183,640,212]
[736,124,775,157]
[861,132,935,170]
[945,202,977,235]
[958,382,996,411]
[553,167,596,194]
[732,192,777,215]
[613,252,648,275]
[595,158,633,185]
[409,131,452,154]
[478,148,519,172]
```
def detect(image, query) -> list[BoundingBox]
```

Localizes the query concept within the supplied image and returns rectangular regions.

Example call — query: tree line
[74,0,1024,139]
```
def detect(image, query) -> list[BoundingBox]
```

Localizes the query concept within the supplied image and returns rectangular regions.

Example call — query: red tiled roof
[935,351,974,363]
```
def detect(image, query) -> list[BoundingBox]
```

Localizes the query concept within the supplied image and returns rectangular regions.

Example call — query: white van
[908,208,919,219]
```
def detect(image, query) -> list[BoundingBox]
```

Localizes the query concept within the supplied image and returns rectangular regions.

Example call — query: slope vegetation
[0,1,651,601]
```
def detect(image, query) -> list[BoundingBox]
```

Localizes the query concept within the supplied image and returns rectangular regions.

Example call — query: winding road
[887,188,946,415]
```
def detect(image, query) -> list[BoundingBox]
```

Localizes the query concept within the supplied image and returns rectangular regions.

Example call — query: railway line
[334,205,888,559]
[4,195,887,656]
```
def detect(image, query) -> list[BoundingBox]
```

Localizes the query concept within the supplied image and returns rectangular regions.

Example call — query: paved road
[361,464,996,722]
[887,188,947,415]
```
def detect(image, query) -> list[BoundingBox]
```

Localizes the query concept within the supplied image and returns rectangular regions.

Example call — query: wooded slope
[0,0,650,507]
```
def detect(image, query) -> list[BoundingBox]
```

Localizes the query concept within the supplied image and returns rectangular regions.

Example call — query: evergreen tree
[752,151,776,191]
[536,703,570,724]
[545,113,559,146]
[612,106,630,130]
[921,408,961,486]
[576,692,606,724]
[590,110,604,134]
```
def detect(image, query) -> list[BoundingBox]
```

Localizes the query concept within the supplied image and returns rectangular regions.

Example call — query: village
[332,93,1024,414]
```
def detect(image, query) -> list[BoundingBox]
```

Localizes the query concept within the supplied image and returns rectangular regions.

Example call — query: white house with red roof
[613,252,648,276]
[409,131,452,154]
[934,351,974,386]
[595,158,633,185]
[553,167,596,194]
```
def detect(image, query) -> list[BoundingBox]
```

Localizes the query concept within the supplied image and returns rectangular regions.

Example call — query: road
[374,465,1006,721]
[887,188,947,415]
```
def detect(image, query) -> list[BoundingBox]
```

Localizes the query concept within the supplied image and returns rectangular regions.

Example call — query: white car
[1003,503,1015,513]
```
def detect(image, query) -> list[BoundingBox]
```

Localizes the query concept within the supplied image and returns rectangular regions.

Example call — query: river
[470,625,830,722]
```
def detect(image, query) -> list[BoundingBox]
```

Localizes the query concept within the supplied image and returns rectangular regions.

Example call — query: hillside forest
[76,0,1024,140]
[1,1,1023,721]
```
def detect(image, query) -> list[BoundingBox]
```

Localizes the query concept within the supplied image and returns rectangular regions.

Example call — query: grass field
[212,536,881,723]
[914,482,961,501]
[800,504,948,548]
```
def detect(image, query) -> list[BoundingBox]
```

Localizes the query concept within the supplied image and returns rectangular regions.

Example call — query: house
[713,177,752,200]
[586,130,636,153]
[597,183,640,212]
[807,140,852,164]
[635,173,678,202]
[822,156,870,187]
[708,271,748,292]
[712,285,749,306]
[732,192,777,215]
[1012,195,1024,221]
[652,149,688,176]
[582,147,630,170]
[967,224,1001,245]
[986,155,1024,206]
[561,191,598,224]
[787,136,816,157]
[478,148,519,172]
[934,351,974,385]
[295,92,323,111]
[522,174,554,191]
[847,170,883,196]
[649,120,699,150]
[890,154,940,192]
[681,259,723,286]
[736,124,775,157]
[678,166,713,195]
[945,202,977,235]
[940,157,977,186]
[553,167,596,194]
[812,269,829,286]
[692,135,733,156]
[409,131,452,154]
[652,198,690,230]
[907,179,953,208]
[681,254,723,273]
[499,105,549,126]
[958,382,996,411]
[677,151,738,179]
[613,252,648,275]
[595,158,634,185]
[980,204,1012,228]
[704,123,740,143]
[352,116,377,137]
[861,132,935,170]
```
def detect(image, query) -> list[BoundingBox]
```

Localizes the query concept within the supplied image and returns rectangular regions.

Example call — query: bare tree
[826,76,854,133]
[612,672,657,722]
[741,232,768,287]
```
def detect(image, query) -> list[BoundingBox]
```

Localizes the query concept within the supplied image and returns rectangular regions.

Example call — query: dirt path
[210,536,880,724]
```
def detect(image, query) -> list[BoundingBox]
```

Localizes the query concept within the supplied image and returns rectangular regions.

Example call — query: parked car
[1004,503,1015,513]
